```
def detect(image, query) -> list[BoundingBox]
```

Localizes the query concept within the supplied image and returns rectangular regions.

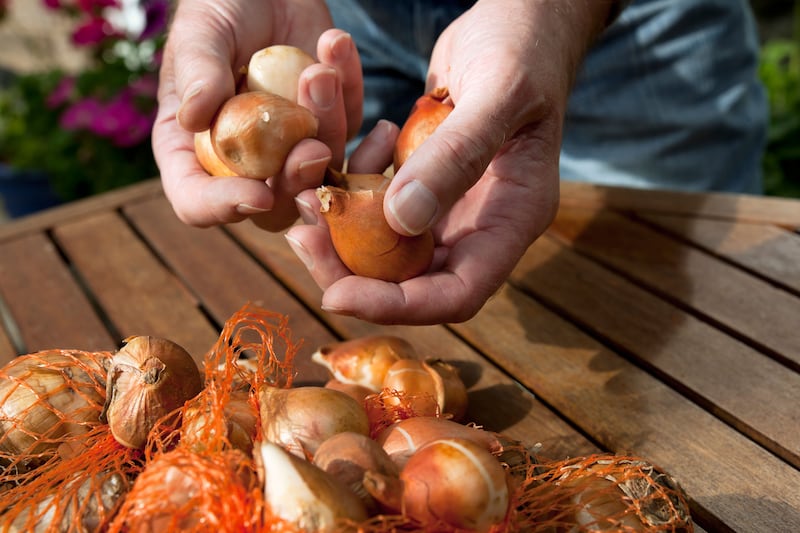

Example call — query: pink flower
[42,0,61,9]
[46,76,76,109]
[76,91,155,147]
[72,16,118,46]
[128,73,158,99]
[60,98,104,130]
[77,0,118,12]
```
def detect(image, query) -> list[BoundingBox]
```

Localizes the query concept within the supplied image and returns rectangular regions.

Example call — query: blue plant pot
[0,165,62,218]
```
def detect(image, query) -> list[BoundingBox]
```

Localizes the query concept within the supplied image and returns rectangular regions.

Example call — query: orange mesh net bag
[0,303,694,532]
[506,453,694,532]
[108,302,301,532]
[0,349,147,531]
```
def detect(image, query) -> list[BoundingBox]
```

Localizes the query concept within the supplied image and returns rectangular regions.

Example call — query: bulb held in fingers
[316,184,434,282]
[210,91,318,179]
[245,45,315,101]
[394,87,454,170]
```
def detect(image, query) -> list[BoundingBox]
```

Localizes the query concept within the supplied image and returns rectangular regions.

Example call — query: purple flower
[139,0,168,41]
[60,98,105,131]
[46,76,76,109]
[69,91,155,147]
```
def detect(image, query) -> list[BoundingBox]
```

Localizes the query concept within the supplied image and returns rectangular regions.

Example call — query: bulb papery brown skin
[376,416,504,469]
[210,91,319,179]
[557,456,693,530]
[316,185,435,282]
[382,357,470,422]
[3,471,127,532]
[0,350,107,463]
[312,431,400,514]
[102,336,203,450]
[245,45,315,102]
[311,335,418,392]
[194,129,237,177]
[364,438,510,532]
[424,358,469,422]
[323,379,373,403]
[180,390,258,454]
[393,87,453,171]
[258,385,370,459]
[256,441,368,532]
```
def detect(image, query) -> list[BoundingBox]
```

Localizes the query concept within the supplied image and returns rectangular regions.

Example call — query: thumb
[168,2,239,132]
[384,93,512,236]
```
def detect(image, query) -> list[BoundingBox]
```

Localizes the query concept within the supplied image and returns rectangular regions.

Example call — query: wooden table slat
[559,181,800,228]
[0,231,117,354]
[510,233,800,466]
[51,210,219,364]
[454,283,800,532]
[637,211,800,295]
[548,206,800,368]
[123,196,336,382]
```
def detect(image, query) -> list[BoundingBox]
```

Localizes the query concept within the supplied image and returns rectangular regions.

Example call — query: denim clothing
[327,0,768,193]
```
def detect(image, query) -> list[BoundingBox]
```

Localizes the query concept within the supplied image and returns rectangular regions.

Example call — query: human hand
[152,0,363,230]
[285,0,612,325]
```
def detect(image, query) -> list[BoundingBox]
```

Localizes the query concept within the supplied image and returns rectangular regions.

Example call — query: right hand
[152,0,363,229]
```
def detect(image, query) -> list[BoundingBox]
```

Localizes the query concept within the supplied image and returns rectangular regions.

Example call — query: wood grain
[638,212,800,295]
[124,196,335,383]
[453,282,800,532]
[0,231,116,353]
[547,206,800,368]
[51,210,218,365]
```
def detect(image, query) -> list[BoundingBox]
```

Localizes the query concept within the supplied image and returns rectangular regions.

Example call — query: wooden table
[0,179,798,531]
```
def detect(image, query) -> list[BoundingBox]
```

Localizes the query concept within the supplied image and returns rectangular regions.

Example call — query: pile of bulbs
[0,302,693,532]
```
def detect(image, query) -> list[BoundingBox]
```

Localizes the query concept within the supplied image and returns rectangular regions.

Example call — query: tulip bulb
[312,335,417,392]
[210,91,318,178]
[312,431,399,514]
[0,350,107,463]
[316,184,434,282]
[257,441,368,532]
[383,358,468,422]
[364,438,510,532]
[258,385,370,459]
[555,455,693,530]
[194,128,236,177]
[323,379,373,403]
[102,336,202,449]
[377,416,504,469]
[180,390,259,454]
[245,45,315,101]
[394,87,453,170]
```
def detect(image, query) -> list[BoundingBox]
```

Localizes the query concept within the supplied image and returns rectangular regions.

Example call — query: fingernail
[309,68,337,109]
[387,180,438,235]
[321,304,355,317]
[177,81,205,127]
[285,234,314,269]
[330,32,353,63]
[294,196,317,224]
[298,156,332,183]
[236,203,270,215]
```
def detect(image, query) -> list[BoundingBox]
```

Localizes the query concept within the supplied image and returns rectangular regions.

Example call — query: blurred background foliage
[755,0,800,198]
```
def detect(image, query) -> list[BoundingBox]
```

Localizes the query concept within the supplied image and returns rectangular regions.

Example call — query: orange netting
[0,303,693,532]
